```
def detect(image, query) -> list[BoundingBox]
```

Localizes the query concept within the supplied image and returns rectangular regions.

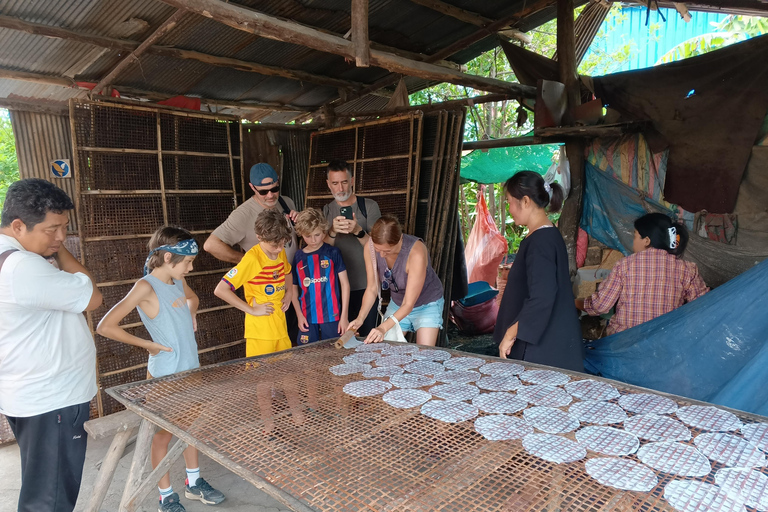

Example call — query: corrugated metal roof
[0,0,594,117]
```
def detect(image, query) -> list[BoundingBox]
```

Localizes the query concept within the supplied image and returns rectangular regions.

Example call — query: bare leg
[151,430,174,489]
[415,327,439,347]
[256,380,275,433]
[181,445,199,477]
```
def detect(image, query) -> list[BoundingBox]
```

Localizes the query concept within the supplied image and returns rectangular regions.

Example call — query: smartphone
[340,206,354,220]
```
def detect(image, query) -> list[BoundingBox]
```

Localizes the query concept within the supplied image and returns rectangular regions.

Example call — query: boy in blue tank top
[97,226,225,512]
[291,208,350,345]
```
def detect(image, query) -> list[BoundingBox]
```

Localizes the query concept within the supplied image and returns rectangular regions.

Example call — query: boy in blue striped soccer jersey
[291,208,350,345]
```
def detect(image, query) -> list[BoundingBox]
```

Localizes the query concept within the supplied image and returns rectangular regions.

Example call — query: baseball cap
[249,163,279,186]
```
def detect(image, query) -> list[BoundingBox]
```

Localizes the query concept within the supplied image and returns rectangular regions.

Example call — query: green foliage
[415,5,632,253]
[0,110,19,208]
[656,15,768,64]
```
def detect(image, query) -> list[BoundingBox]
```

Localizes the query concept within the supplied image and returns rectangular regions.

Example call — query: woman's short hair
[146,226,194,271]
[503,170,564,213]
[634,212,689,257]
[370,215,402,246]
[294,207,329,237]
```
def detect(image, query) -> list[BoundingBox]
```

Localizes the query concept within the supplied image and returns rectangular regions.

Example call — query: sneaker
[158,492,186,512]
[185,478,226,505]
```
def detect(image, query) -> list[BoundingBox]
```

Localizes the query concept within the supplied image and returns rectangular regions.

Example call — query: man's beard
[334,190,352,202]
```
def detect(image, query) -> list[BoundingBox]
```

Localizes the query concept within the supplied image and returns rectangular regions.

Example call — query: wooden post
[84,428,135,512]
[119,419,157,512]
[351,0,370,67]
[555,0,584,275]
[123,439,188,512]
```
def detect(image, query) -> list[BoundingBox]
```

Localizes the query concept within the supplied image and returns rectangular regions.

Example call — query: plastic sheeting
[580,163,767,287]
[584,258,768,417]
[460,142,559,184]
[464,191,507,286]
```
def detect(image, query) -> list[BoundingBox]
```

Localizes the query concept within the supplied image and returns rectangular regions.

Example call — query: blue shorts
[384,297,444,332]
[297,321,339,345]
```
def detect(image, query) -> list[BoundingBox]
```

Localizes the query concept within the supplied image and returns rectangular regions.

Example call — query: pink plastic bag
[464,190,508,286]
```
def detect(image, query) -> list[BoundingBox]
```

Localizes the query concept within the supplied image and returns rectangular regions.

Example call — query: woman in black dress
[493,171,583,372]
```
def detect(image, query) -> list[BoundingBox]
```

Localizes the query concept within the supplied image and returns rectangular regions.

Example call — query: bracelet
[329,232,336,238]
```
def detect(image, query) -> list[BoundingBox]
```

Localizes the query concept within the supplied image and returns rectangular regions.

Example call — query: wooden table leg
[123,439,187,511]
[84,427,136,512]
[119,419,157,512]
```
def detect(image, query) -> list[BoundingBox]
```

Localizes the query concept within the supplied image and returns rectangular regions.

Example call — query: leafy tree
[656,15,768,64]
[0,110,19,208]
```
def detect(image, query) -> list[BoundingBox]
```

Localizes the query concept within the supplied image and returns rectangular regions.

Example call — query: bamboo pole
[407,114,425,234]
[92,10,186,96]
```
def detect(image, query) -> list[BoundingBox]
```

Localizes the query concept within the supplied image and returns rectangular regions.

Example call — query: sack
[464,190,508,287]
[450,297,499,335]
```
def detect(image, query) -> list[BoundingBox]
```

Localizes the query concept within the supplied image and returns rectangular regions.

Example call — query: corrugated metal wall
[9,110,77,231]
[587,6,728,73]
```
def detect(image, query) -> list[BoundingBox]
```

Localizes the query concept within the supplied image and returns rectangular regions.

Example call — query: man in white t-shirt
[0,179,102,512]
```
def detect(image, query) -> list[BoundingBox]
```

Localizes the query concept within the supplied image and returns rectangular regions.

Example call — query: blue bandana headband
[143,239,199,276]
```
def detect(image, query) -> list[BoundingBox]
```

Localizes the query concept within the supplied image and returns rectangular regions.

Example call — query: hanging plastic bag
[464,188,508,287]
[544,146,571,200]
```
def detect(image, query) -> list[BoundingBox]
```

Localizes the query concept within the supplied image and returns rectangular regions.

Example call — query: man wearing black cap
[205,163,300,339]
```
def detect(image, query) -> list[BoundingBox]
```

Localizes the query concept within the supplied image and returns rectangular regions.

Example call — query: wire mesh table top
[107,342,768,512]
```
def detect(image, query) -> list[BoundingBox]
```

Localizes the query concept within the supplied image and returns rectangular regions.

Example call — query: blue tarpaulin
[585,258,768,416]
[581,163,768,416]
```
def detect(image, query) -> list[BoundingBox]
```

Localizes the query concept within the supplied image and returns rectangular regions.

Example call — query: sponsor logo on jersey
[264,283,285,296]
[226,268,238,278]
[320,259,329,269]
[302,276,328,287]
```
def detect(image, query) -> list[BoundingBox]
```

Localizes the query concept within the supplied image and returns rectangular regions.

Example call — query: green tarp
[460,141,561,184]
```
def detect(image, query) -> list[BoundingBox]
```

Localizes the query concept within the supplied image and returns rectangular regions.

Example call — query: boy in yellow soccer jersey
[214,209,294,356]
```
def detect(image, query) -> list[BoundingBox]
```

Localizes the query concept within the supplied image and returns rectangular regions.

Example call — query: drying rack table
[106,341,768,512]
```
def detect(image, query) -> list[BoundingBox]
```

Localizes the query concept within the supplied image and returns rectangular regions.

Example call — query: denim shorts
[384,297,444,332]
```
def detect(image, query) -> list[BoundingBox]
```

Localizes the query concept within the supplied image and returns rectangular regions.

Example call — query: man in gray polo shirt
[323,160,381,336]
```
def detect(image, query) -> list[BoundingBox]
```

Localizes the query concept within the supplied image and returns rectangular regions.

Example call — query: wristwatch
[354,228,366,239]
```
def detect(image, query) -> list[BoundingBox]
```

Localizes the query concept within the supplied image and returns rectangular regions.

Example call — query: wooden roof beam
[157,0,535,97]
[317,0,556,117]
[408,0,494,27]
[0,14,365,92]
[91,9,185,95]
[0,68,313,113]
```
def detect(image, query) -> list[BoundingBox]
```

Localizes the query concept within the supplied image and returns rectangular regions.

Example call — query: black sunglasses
[256,185,280,196]
[381,268,399,293]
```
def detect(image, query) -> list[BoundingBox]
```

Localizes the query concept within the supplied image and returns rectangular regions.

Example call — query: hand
[364,326,386,344]
[250,300,275,316]
[191,312,198,332]
[333,216,352,235]
[147,342,172,356]
[281,294,291,312]
[287,210,299,222]
[297,313,309,332]
[338,317,349,335]
[498,322,518,359]
[347,318,363,334]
